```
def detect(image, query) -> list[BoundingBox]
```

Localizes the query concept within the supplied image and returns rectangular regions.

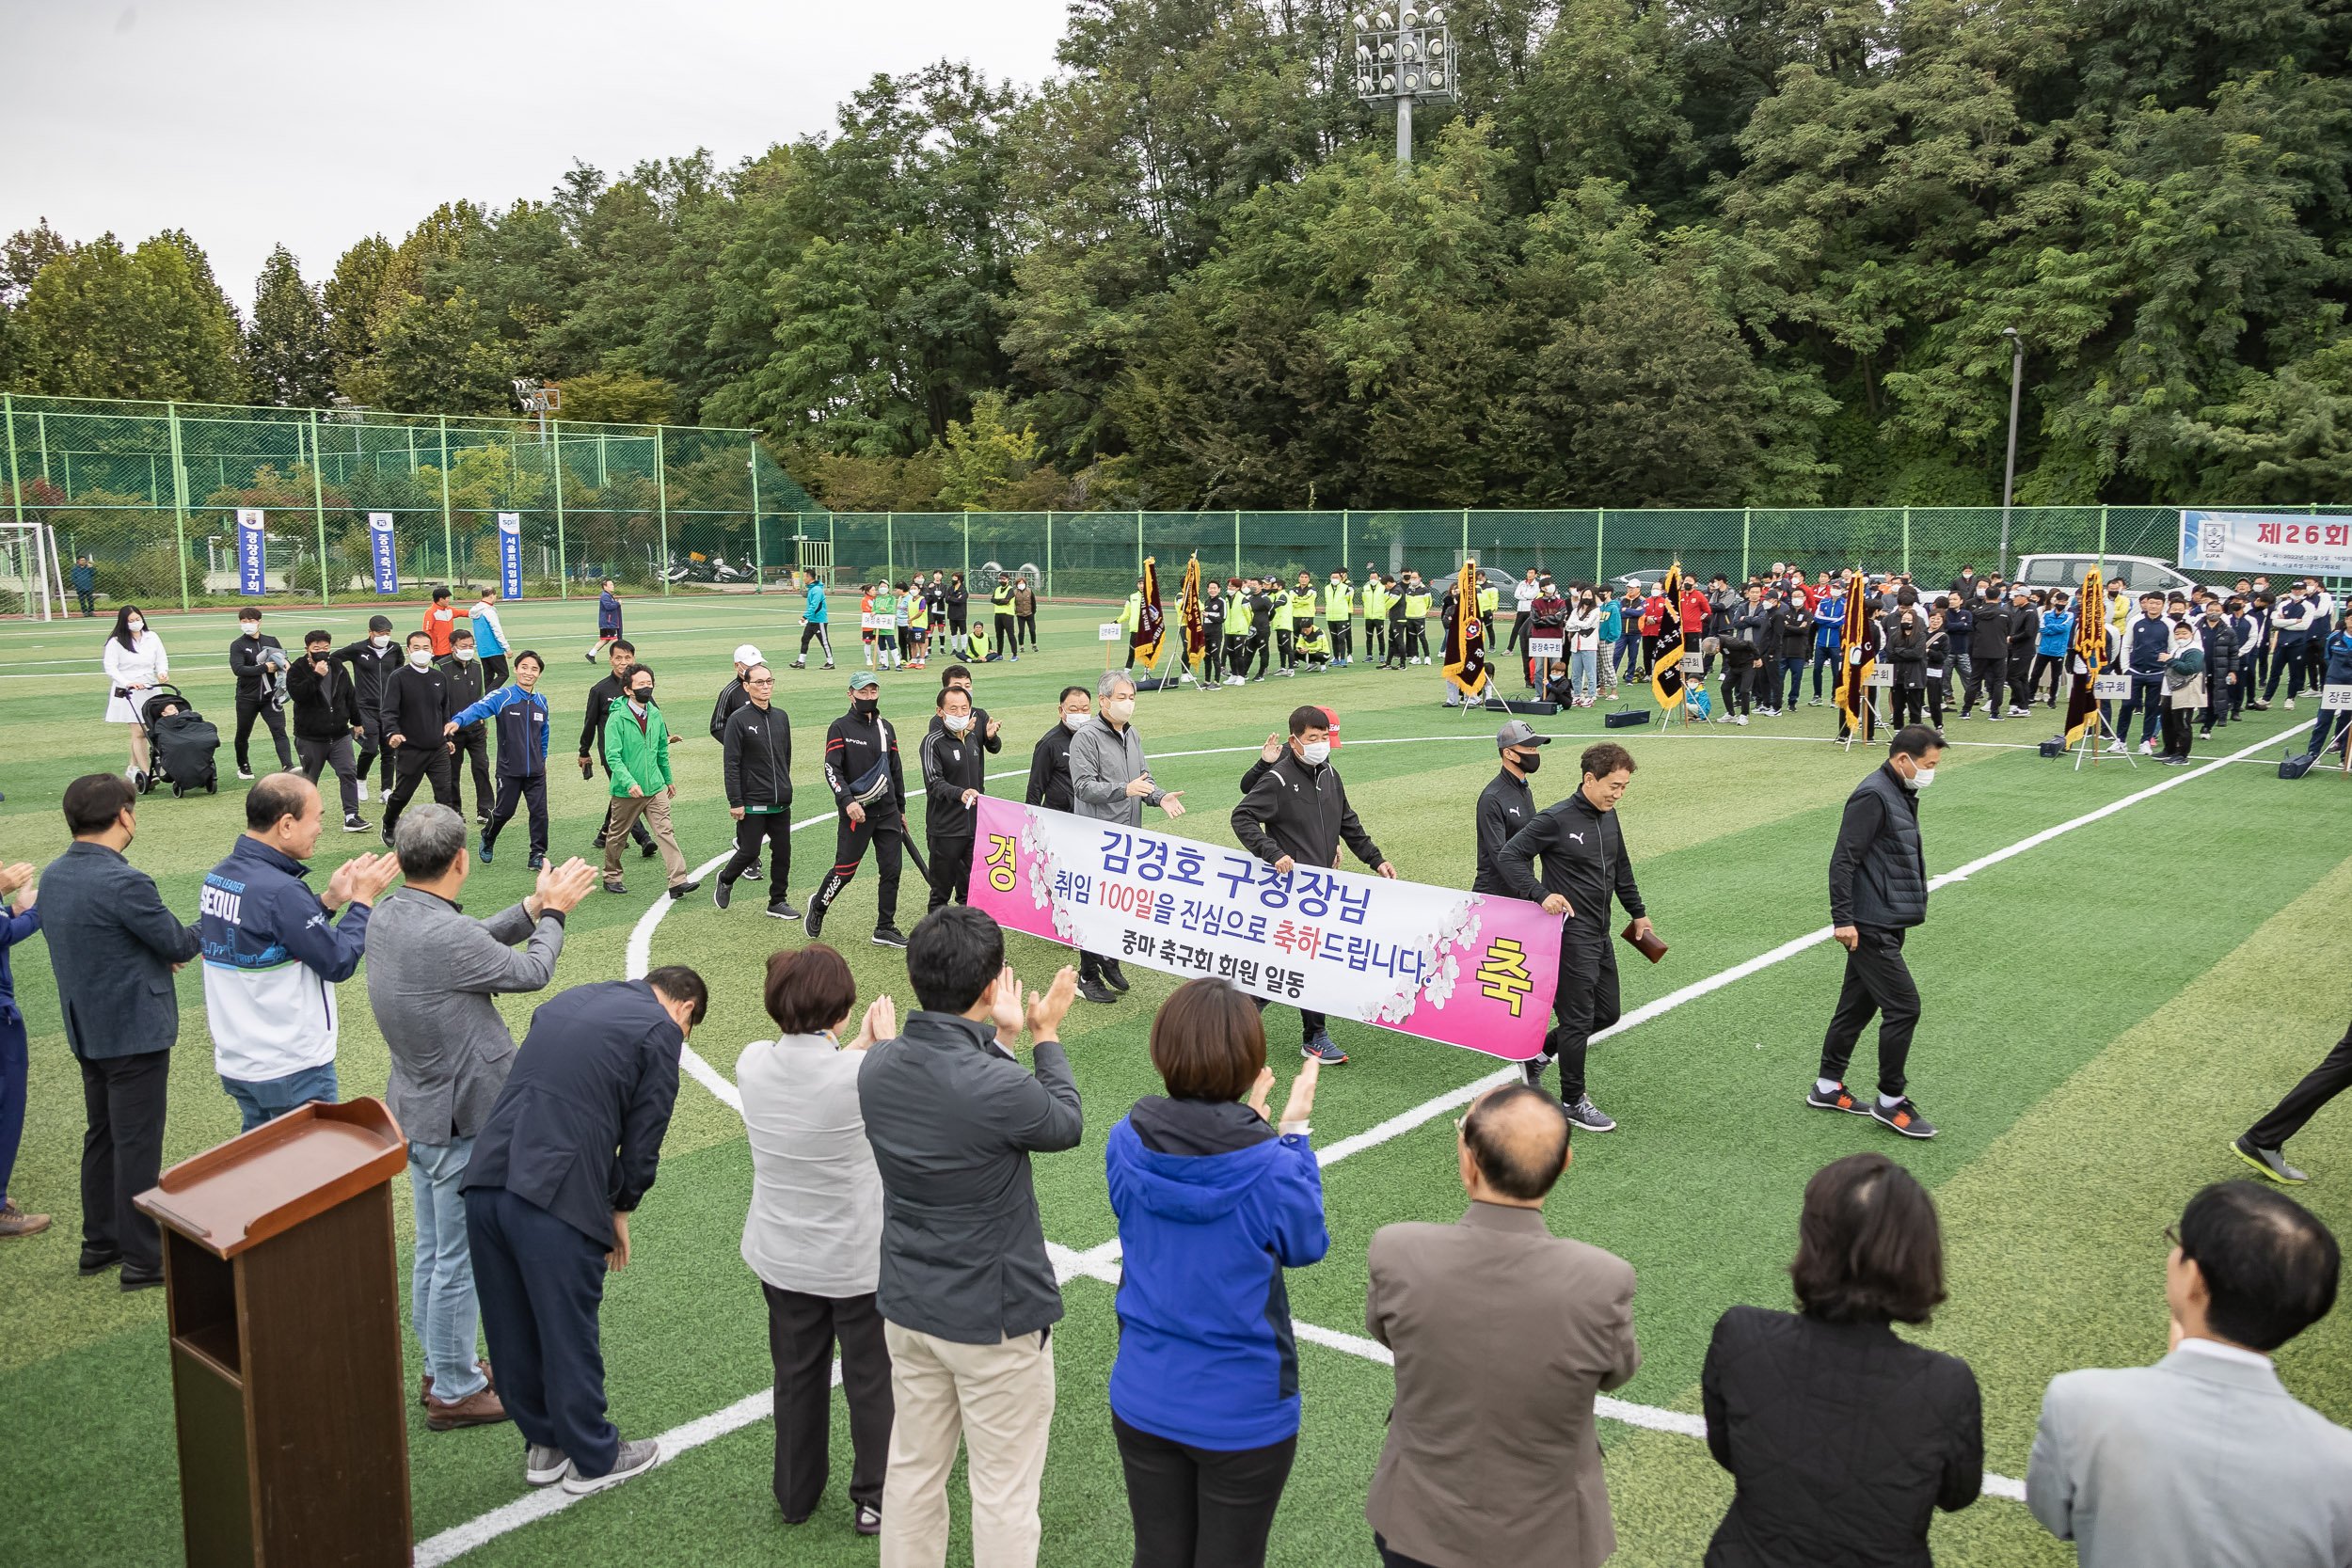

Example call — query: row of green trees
[6,0,2348,512]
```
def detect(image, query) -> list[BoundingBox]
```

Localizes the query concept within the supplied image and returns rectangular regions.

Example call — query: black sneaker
[2231,1135,2308,1183]
[1101,959,1132,992]
[668,879,702,900]
[1870,1098,1937,1138]
[527,855,547,871]
[764,901,802,921]
[713,879,733,911]
[1565,1095,1616,1132]
[1077,977,1119,1005]
[604,879,628,895]
[805,899,827,939]
[871,927,909,949]
[641,842,660,860]
[236,768,254,782]
[739,863,763,882]
[855,1502,881,1536]
[478,842,494,864]
[343,814,370,832]
[1302,1032,1348,1065]
[1518,1054,1552,1091]
[1806,1083,1871,1115]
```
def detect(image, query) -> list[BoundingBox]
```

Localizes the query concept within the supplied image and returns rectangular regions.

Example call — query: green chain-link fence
[7,392,2340,616]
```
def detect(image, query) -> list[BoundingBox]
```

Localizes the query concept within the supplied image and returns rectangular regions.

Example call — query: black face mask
[854,696,880,715]
[630,688,654,705]
[1515,750,1542,775]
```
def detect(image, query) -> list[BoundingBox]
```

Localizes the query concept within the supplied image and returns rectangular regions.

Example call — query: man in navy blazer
[37,774,200,1290]
[462,968,705,1497]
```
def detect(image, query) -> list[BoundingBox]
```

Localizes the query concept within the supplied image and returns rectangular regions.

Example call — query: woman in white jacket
[1565,593,1604,707]
[101,604,168,787]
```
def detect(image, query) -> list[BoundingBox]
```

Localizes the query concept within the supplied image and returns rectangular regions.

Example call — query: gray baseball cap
[1496,720,1552,750]
[849,672,879,691]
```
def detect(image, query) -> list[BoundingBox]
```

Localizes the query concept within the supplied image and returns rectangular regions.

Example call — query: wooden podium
[135,1099,414,1568]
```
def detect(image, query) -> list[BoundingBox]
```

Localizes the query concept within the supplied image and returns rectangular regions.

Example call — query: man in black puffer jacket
[1809,725,1941,1141]
[1962,596,2011,720]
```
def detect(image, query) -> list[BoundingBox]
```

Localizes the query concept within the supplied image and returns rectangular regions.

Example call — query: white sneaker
[2285,698,2296,710]
[561,1438,660,1496]
[2106,738,2126,754]
[357,781,369,802]
[1734,715,1750,725]
[2137,738,2154,754]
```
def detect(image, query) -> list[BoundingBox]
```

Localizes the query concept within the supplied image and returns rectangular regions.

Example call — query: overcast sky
[1,0,1067,310]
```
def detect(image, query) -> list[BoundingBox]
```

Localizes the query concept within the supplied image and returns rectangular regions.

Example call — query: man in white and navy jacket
[200,772,400,1131]
[447,649,555,868]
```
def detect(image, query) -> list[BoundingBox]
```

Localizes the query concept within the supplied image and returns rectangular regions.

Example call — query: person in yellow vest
[968,603,993,663]
[990,573,1019,662]
[1294,617,1330,672]
[1269,577,1297,676]
[1477,570,1501,643]
[1325,571,1357,667]
[1287,576,1319,676]
[1361,573,1389,666]
[1404,574,1434,664]
[907,581,931,669]
[1119,578,1145,671]
[1222,578,1257,686]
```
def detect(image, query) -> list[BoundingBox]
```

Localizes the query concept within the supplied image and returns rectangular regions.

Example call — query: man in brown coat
[1365,1084,1639,1568]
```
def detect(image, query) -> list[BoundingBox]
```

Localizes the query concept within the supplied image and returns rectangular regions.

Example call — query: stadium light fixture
[1354,2,1455,165]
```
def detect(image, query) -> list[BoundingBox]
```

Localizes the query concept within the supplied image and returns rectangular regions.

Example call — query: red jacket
[1678,588,1709,634]
[1639,596,1665,635]
[422,602,456,657]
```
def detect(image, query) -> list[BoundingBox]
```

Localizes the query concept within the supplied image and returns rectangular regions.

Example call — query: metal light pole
[1998,326,2023,578]
[1354,6,1455,166]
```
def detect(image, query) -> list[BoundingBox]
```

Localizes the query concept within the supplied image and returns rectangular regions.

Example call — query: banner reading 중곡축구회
[2182,510,2352,576]
[967,796,1562,1060]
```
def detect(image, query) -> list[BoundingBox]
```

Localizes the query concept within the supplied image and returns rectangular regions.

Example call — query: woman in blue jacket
[2030,589,2076,707]
[1106,978,1328,1568]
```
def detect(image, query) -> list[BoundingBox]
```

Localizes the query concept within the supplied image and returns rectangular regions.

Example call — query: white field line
[436,721,2278,1560]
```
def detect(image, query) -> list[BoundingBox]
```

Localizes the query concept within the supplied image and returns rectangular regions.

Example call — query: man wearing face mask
[1070,672,1187,1005]
[439,629,494,825]
[599,664,697,900]
[579,641,658,862]
[1810,725,1942,1140]
[1472,721,1549,895]
[1325,570,1356,666]
[228,608,294,781]
[382,631,462,845]
[1232,705,1394,1063]
[921,685,990,912]
[1026,687,1092,814]
[808,673,911,948]
[337,613,403,800]
[714,664,795,917]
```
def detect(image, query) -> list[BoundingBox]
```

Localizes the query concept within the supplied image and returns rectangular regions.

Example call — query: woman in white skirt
[101,604,168,788]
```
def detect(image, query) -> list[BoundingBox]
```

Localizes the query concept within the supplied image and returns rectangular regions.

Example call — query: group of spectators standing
[835,570,1037,673]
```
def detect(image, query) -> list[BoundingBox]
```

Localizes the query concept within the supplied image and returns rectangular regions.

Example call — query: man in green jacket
[600,663,699,899]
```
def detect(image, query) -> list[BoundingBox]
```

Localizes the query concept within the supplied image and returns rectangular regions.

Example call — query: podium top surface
[135,1099,407,1259]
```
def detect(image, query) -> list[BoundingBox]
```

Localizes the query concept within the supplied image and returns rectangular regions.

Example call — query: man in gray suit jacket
[1063,670,1185,1006]
[1365,1084,1638,1568]
[2027,1180,2351,1568]
[37,774,200,1290]
[364,804,596,1433]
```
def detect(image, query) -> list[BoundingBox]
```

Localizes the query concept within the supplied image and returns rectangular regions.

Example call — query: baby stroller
[139,685,219,797]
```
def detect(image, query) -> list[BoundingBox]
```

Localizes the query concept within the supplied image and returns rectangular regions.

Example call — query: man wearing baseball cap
[1472,721,1549,895]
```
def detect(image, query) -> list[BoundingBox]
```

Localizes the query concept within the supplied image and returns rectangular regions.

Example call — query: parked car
[2014,552,2199,595]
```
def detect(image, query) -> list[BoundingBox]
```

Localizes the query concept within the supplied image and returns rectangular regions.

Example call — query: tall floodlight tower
[1353,6,1456,165]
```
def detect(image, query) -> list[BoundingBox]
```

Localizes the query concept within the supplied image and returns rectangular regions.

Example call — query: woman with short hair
[1106,978,1328,1568]
[1699,1152,1983,1566]
[738,943,898,1537]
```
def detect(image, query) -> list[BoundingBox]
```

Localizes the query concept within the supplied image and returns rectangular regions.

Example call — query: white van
[2014,553,2201,595]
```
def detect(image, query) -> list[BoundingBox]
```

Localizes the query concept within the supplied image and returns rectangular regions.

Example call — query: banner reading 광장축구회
[967,796,1562,1060]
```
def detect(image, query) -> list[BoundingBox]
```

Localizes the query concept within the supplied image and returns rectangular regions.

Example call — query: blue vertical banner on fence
[369,513,400,594]
[235,509,266,595]
[498,513,523,599]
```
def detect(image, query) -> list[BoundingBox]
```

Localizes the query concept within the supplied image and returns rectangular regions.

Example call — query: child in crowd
[873,582,899,669]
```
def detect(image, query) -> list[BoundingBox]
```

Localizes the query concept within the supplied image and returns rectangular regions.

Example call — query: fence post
[1232,511,1240,579]
[1901,505,1911,577]
[1045,511,1053,597]
[1341,508,1348,576]
[750,445,763,594]
[2097,504,2106,572]
[961,506,970,586]
[1461,507,1470,566]
[656,425,671,596]
[1596,508,1605,585]
[167,401,192,610]
[4,393,21,544]
[886,512,895,580]
[309,409,331,608]
[1740,507,1751,581]
[437,414,454,587]
[830,511,837,588]
[1136,509,1143,578]
[552,420,568,598]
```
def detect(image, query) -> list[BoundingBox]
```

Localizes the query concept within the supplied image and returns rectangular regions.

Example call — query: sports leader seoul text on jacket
[199,834,371,1086]
[1105,1096,1328,1449]
[856,1008,1082,1343]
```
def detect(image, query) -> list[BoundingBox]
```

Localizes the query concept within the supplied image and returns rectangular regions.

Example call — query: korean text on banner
[235,508,266,596]
[967,796,1561,1060]
[497,513,523,599]
[368,513,400,595]
[2181,510,2352,575]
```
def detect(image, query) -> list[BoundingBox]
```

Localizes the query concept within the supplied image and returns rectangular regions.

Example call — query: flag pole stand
[2072,703,2137,772]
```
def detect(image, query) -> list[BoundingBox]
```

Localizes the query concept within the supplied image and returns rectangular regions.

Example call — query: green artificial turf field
[1,589,2347,1568]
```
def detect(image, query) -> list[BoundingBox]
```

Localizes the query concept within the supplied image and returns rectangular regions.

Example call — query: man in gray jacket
[2027,1181,2349,1568]
[1064,670,1185,1005]
[364,804,596,1432]
[857,907,1078,1568]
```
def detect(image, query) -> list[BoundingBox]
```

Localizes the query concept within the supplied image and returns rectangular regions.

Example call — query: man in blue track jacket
[791,577,834,670]
[200,772,401,1130]
[448,649,554,867]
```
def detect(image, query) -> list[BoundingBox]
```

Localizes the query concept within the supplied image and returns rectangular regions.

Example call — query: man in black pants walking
[715,664,797,918]
[228,608,294,780]
[577,640,656,860]
[806,673,909,948]
[1496,739,1650,1133]
[919,684,987,912]
[380,630,460,844]
[337,613,402,798]
[2233,1011,2352,1185]
[1809,724,1941,1139]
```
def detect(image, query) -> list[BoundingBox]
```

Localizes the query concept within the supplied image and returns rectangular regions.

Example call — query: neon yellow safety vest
[1325,582,1353,620]
[1222,596,1248,635]
[1406,590,1432,619]
[1119,593,1142,632]
[1271,594,1295,632]
[1288,591,1316,625]
[1363,583,1387,619]
[1479,585,1500,614]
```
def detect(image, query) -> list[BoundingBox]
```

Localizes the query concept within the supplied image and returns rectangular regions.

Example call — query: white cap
[734,644,763,666]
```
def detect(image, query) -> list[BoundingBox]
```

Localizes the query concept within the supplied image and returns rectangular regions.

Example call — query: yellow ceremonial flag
[1443,561,1491,698]
[1652,563,1688,710]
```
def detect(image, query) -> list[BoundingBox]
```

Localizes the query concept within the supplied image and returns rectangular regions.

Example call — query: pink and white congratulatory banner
[967,796,1562,1060]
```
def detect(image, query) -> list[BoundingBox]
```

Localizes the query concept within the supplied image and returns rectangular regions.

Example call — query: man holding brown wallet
[1496,740,1654,1134]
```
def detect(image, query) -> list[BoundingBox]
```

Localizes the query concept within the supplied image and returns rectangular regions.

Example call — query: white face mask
[454,648,476,661]
[240,623,259,636]
[1300,740,1331,765]
[1910,765,1935,788]
[1104,697,1136,724]
[407,649,431,670]
[944,712,971,734]
[127,618,144,633]
[1062,710,1088,731]
[370,634,389,648]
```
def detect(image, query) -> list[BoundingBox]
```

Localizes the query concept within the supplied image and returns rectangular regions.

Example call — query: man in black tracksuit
[807,673,909,947]
[2003,586,2039,713]
[1243,581,1276,681]
[1962,595,2012,720]
[1231,705,1396,1065]
[1496,739,1650,1134]
[228,610,294,778]
[716,664,795,918]
[1809,724,1940,1140]
[288,628,366,828]
[577,640,656,858]
[438,631,493,822]
[919,685,989,912]
[337,614,403,794]
[380,630,459,843]
[1471,721,1549,895]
